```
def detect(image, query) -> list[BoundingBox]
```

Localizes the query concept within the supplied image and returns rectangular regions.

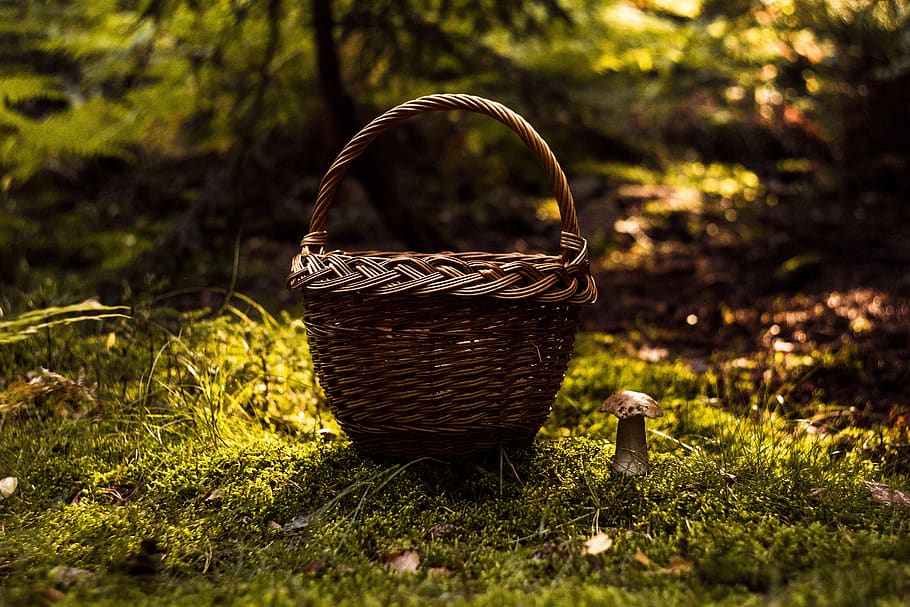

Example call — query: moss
[1,307,910,605]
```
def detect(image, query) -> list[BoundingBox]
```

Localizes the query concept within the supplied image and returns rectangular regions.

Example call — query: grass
[1,299,909,606]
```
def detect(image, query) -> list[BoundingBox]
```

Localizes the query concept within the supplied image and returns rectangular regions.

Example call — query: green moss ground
[1,303,909,605]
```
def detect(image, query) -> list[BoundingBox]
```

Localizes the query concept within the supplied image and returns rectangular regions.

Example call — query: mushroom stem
[613,415,649,476]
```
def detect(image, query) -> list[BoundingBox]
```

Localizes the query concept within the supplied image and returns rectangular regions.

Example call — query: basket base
[303,291,579,459]
[341,423,541,460]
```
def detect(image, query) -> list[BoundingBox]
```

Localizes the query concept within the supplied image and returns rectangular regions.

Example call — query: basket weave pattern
[288,94,598,458]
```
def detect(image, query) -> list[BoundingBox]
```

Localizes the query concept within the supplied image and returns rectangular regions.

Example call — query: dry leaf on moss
[384,549,420,573]
[51,565,94,589]
[282,512,315,532]
[862,480,910,508]
[633,549,653,567]
[584,532,613,555]
[0,476,17,499]
[0,368,99,421]
[203,488,225,502]
[667,554,694,574]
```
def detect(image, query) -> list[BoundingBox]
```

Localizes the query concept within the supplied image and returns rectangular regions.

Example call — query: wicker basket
[287,94,598,458]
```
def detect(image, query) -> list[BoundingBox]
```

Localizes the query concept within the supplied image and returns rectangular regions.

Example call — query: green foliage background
[2,0,908,301]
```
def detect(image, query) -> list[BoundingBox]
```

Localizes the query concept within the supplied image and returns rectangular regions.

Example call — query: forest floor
[580,185,910,431]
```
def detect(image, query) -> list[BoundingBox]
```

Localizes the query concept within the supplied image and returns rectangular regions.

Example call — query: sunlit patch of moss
[1,300,330,441]
[707,337,868,424]
[3,416,909,605]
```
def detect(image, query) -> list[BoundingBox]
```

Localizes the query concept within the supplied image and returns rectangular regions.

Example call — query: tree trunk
[311,0,441,252]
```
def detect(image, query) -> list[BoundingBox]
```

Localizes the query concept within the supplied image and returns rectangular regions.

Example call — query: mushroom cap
[600,390,663,419]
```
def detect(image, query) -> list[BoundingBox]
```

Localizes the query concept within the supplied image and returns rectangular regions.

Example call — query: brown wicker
[287,93,598,458]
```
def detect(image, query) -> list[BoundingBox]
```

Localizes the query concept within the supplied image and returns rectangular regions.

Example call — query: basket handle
[301,93,581,257]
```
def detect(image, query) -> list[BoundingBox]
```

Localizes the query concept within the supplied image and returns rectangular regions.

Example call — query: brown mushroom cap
[600,390,664,419]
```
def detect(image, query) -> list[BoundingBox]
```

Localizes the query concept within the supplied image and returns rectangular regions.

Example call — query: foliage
[2,0,906,184]
[1,304,909,605]
[331,0,572,100]
[0,2,382,181]
[0,0,569,185]
[1,0,908,296]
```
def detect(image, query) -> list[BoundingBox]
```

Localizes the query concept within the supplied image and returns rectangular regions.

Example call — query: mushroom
[601,391,664,476]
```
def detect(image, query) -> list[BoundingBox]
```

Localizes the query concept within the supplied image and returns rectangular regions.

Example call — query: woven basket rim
[289,238,595,303]
[298,249,565,260]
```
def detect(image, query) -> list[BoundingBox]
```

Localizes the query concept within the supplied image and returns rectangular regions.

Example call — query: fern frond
[1,95,146,180]
[20,96,141,158]
[0,75,64,105]
[40,13,155,59]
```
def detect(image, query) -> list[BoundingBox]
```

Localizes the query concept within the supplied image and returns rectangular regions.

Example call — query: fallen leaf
[862,480,910,509]
[426,522,456,539]
[38,587,65,603]
[282,512,315,532]
[203,488,224,502]
[5,368,100,421]
[633,549,653,567]
[116,539,166,576]
[584,532,613,555]
[316,428,338,442]
[0,476,17,499]
[267,520,283,531]
[667,554,694,574]
[808,487,832,503]
[50,565,94,589]
[384,549,420,573]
